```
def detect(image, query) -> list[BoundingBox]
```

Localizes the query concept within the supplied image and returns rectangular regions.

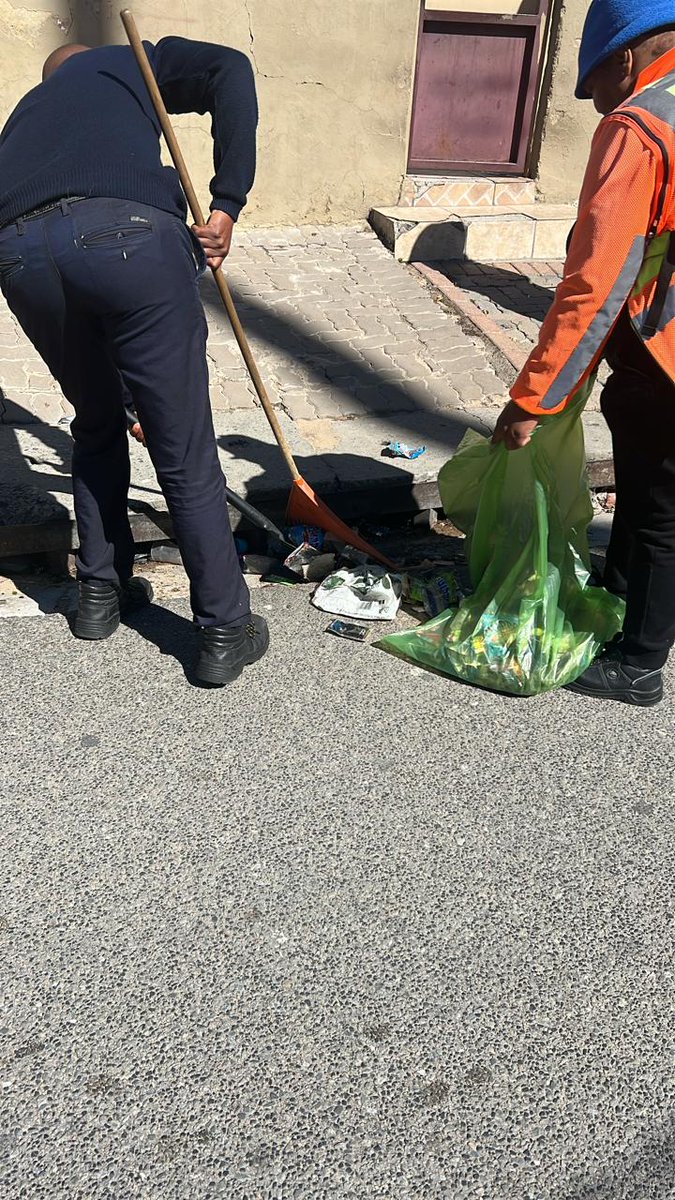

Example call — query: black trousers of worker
[0,197,250,627]
[601,364,675,669]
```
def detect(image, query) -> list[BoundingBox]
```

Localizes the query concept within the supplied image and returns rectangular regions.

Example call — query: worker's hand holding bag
[492,399,540,450]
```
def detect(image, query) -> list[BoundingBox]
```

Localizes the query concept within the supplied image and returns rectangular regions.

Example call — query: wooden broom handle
[120,9,301,482]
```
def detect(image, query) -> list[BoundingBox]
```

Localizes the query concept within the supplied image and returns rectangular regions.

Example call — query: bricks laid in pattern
[431,259,564,349]
[0,225,509,428]
[420,259,610,408]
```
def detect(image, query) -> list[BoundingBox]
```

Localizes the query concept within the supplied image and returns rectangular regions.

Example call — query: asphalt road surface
[2,585,674,1199]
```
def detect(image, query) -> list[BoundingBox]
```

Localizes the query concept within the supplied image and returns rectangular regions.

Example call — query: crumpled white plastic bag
[311,566,403,621]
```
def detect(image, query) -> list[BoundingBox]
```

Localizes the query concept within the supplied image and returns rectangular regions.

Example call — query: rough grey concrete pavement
[2,585,674,1200]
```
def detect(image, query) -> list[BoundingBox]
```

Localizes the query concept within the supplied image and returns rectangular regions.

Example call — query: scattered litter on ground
[334,543,370,567]
[286,524,325,550]
[306,553,337,582]
[261,564,302,586]
[284,542,337,582]
[325,619,368,642]
[312,566,403,621]
[285,542,322,576]
[382,441,426,460]
[404,567,460,617]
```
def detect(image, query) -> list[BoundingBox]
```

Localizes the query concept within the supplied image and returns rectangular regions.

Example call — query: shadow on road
[560,1124,675,1199]
[122,602,197,677]
[0,391,73,525]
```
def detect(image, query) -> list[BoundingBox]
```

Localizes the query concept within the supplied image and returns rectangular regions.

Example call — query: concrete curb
[0,476,449,559]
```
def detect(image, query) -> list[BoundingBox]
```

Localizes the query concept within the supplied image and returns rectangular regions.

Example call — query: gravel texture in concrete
[1,584,674,1199]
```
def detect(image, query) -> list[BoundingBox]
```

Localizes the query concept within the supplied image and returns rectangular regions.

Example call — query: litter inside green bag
[377,387,625,696]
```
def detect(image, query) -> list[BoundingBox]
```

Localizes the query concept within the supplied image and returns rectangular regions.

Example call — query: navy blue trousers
[0,197,250,627]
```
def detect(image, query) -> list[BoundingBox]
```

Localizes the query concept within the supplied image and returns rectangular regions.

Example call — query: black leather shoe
[566,647,663,706]
[195,614,270,686]
[73,577,153,640]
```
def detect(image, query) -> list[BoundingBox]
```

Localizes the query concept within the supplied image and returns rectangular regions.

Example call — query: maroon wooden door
[408,5,549,175]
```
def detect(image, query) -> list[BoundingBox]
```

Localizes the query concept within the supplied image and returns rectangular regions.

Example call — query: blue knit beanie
[576,0,675,99]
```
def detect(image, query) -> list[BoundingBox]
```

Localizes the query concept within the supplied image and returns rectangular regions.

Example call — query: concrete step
[369,204,576,263]
[399,174,537,209]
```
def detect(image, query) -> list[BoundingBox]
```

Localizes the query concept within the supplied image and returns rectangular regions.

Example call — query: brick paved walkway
[432,260,564,353]
[0,228,615,548]
[424,259,611,411]
[0,225,508,432]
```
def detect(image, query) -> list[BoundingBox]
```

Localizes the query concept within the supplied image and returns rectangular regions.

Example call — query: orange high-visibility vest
[512,58,675,416]
[622,74,675,367]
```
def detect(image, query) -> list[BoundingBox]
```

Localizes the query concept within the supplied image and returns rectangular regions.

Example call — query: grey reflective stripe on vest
[623,71,675,124]
[538,236,646,412]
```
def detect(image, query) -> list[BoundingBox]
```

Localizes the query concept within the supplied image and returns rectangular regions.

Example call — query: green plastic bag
[378,387,625,696]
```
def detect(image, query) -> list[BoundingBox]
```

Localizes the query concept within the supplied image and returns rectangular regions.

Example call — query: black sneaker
[195,614,270,686]
[73,577,153,640]
[566,647,663,706]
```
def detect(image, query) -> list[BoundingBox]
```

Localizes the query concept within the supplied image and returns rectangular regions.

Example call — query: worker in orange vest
[494,0,675,706]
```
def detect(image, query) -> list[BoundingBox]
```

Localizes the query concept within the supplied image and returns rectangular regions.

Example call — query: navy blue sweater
[0,38,257,228]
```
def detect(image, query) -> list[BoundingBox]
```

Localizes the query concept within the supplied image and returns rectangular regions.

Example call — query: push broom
[120,9,397,571]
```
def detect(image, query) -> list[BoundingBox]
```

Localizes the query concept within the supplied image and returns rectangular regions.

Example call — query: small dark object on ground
[326,619,368,642]
[382,441,426,460]
[286,524,326,550]
[261,564,302,586]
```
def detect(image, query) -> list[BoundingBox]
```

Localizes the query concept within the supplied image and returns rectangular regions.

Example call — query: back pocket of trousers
[81,224,153,248]
[0,256,23,284]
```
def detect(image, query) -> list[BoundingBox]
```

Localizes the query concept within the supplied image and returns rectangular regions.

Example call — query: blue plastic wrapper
[383,441,426,460]
[286,525,326,550]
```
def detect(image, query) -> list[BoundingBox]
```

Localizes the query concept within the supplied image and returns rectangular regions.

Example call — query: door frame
[408,5,549,176]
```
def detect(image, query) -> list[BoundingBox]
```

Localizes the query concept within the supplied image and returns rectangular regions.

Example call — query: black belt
[19,196,87,222]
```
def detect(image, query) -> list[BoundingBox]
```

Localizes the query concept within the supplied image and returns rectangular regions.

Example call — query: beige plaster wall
[533,0,599,203]
[0,0,421,226]
[0,0,604,221]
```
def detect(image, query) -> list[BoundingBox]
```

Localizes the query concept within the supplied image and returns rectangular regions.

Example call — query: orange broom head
[286,477,398,571]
